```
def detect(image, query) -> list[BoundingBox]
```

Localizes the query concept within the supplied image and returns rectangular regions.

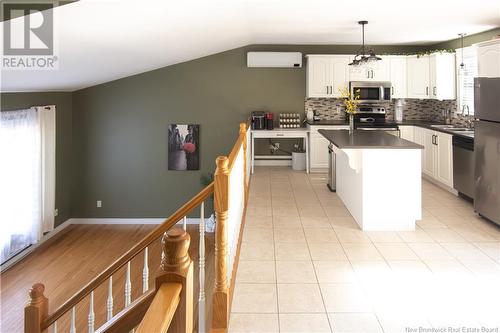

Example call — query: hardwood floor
[0,224,214,333]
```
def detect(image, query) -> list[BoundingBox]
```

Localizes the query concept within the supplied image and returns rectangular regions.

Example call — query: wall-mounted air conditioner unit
[247,52,302,68]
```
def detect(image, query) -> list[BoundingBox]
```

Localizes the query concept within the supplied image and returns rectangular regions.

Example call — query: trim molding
[0,218,73,273]
[254,159,291,166]
[69,217,205,225]
[1,216,214,272]
[421,174,458,195]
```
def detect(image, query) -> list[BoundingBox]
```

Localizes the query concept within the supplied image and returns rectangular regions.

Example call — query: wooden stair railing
[24,183,213,333]
[24,122,251,333]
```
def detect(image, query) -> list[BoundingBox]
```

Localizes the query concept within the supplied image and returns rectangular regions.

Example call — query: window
[0,106,55,264]
[456,46,478,115]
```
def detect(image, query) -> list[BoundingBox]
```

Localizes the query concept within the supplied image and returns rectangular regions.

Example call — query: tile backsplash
[305,98,473,125]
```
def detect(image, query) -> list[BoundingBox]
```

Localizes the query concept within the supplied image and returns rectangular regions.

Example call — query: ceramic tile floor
[229,167,500,333]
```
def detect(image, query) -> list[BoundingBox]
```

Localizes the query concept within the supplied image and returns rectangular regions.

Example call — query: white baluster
[142,247,149,293]
[107,276,113,321]
[69,306,76,333]
[125,261,131,306]
[52,321,57,333]
[88,291,95,333]
[198,202,206,333]
[183,216,187,230]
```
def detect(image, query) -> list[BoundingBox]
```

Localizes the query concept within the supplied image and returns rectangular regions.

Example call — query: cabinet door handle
[330,85,333,95]
[435,135,438,146]
[391,86,394,96]
[433,87,436,96]
[426,87,429,96]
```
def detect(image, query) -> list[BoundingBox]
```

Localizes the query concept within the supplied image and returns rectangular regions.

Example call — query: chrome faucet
[443,109,452,124]
[462,105,470,116]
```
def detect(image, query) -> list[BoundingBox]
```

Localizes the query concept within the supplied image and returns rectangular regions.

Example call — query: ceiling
[1,0,499,92]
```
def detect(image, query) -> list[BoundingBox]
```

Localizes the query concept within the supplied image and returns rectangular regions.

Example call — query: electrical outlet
[54,209,58,217]
[97,200,102,208]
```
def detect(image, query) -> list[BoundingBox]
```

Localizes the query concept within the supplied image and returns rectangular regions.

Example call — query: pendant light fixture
[349,21,381,66]
[458,33,467,70]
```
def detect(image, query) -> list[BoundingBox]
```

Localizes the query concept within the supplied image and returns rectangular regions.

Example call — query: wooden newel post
[156,227,193,333]
[212,156,230,330]
[240,123,248,197]
[25,283,48,333]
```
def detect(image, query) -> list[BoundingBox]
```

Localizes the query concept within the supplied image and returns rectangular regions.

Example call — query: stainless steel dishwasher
[327,144,336,192]
[453,135,474,200]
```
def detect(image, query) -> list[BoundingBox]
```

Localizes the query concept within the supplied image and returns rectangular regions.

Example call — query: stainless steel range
[353,105,400,136]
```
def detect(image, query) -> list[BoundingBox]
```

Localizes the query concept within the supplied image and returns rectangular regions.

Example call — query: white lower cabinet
[310,133,330,169]
[411,126,453,188]
[308,125,349,170]
[401,126,453,188]
[399,126,414,142]
[435,132,453,187]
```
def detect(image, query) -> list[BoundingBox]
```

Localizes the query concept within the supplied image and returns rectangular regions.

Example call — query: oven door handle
[357,127,399,131]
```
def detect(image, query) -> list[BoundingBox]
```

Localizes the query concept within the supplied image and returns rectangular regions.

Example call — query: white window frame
[455,46,478,115]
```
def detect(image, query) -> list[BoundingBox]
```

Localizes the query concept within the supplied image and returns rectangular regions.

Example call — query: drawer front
[252,131,307,138]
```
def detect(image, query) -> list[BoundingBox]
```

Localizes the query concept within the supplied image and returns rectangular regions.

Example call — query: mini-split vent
[247,52,302,68]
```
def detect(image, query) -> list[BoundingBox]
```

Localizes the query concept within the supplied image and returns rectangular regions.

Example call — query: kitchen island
[318,129,424,231]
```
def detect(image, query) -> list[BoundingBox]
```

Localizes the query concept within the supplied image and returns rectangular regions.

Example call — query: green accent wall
[0,92,73,227]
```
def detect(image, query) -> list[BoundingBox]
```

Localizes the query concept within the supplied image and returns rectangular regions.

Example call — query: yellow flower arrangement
[339,87,360,115]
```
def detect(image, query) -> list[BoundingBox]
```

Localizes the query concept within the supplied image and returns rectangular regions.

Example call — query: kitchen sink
[430,124,455,128]
[430,125,473,132]
[448,128,472,131]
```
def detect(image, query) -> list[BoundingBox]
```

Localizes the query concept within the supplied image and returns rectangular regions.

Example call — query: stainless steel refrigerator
[474,77,500,226]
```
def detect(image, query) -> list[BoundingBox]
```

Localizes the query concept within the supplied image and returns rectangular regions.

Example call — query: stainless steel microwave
[350,81,391,103]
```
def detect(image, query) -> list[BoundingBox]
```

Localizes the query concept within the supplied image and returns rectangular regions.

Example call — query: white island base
[334,147,422,231]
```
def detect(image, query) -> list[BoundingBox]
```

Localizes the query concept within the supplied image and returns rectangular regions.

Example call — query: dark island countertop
[318,129,424,149]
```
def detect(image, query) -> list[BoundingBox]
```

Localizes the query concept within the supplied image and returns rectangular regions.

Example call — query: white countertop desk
[250,128,309,174]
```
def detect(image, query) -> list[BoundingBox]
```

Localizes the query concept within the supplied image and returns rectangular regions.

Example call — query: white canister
[306,109,314,122]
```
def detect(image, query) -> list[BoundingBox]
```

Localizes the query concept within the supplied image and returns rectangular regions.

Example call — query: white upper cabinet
[308,53,457,100]
[389,56,407,98]
[306,56,331,97]
[331,56,351,97]
[429,53,456,100]
[407,55,430,98]
[306,55,350,98]
[477,39,500,77]
[349,56,390,81]
[407,53,455,100]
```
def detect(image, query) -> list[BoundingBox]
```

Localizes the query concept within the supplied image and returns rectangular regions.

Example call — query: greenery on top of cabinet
[382,49,455,57]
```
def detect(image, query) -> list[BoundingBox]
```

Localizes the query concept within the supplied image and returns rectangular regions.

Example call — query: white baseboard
[69,217,205,225]
[1,218,73,272]
[254,160,292,166]
[422,174,458,195]
[1,216,214,272]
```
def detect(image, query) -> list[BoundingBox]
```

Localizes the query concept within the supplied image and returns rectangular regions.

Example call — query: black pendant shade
[349,21,381,66]
[458,33,466,69]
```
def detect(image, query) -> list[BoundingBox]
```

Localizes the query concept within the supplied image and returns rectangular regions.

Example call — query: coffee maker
[251,111,266,130]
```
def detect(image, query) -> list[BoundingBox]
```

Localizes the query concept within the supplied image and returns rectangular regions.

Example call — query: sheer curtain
[0,105,56,264]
